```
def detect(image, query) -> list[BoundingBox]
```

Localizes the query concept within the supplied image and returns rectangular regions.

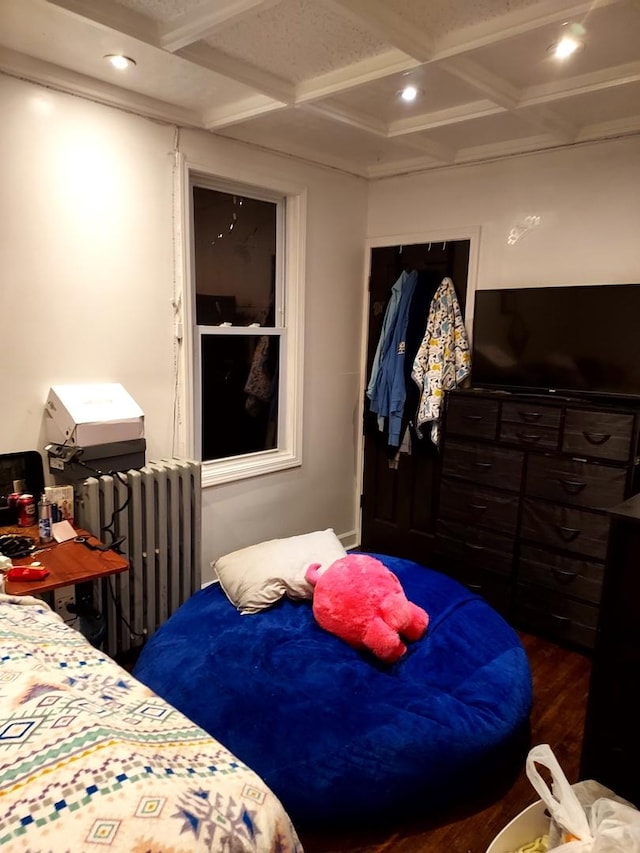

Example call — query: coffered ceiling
[1,0,639,177]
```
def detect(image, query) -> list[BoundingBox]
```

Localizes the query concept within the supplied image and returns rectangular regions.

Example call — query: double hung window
[189,174,305,485]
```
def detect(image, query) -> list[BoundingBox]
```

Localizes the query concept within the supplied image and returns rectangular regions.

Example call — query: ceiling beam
[203,96,288,130]
[176,42,294,104]
[46,0,160,43]
[437,56,520,110]
[215,126,371,178]
[326,0,435,63]
[455,133,558,165]
[325,0,573,144]
[46,0,292,105]
[578,113,640,141]
[303,102,388,136]
[296,49,418,104]
[522,60,640,105]
[398,135,455,166]
[0,44,200,127]
[435,0,627,57]
[160,0,281,52]
[388,100,504,136]
[515,103,577,143]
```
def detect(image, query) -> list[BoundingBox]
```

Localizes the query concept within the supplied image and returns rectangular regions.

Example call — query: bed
[132,540,534,830]
[0,592,303,852]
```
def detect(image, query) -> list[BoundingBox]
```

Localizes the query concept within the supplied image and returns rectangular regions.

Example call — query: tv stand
[433,387,640,650]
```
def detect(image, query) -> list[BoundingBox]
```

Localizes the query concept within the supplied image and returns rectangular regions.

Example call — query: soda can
[17,494,36,527]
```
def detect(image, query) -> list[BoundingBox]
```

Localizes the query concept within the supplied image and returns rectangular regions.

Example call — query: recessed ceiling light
[104,54,136,71]
[398,85,420,103]
[548,22,585,60]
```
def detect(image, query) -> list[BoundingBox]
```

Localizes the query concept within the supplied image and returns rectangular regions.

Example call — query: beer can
[17,494,36,527]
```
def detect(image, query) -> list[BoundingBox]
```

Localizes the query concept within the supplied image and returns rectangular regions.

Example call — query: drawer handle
[558,477,587,494]
[467,583,483,592]
[469,503,488,512]
[551,613,571,625]
[551,568,579,583]
[464,414,485,421]
[555,524,581,542]
[516,432,542,442]
[474,461,493,469]
[467,543,486,551]
[519,411,543,421]
[582,431,611,445]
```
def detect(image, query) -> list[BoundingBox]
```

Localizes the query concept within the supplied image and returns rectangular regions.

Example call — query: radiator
[75,458,201,658]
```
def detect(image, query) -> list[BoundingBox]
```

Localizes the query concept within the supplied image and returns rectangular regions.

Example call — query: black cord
[72,462,140,641]
[101,471,131,551]
[0,534,36,558]
[74,461,131,552]
[106,574,147,641]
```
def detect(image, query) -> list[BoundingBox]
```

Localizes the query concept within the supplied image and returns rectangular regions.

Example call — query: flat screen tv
[471,284,640,399]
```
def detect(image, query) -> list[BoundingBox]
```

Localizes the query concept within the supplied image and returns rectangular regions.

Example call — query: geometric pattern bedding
[0,594,303,853]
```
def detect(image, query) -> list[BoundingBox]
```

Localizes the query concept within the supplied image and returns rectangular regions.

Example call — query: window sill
[201,449,302,487]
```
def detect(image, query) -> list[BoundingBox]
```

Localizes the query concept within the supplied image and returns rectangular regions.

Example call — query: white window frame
[174,157,306,487]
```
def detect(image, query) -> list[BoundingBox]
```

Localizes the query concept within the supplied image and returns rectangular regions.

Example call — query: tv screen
[471,284,640,399]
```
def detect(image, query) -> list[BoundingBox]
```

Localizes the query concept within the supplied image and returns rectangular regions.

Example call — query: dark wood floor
[298,632,591,853]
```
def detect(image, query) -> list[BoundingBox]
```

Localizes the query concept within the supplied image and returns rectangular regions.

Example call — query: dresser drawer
[449,566,512,617]
[518,545,604,605]
[514,582,598,649]
[501,401,562,430]
[521,499,611,560]
[439,479,519,535]
[499,421,560,451]
[436,519,514,577]
[563,409,635,462]
[442,441,524,491]
[525,456,626,509]
[444,396,499,440]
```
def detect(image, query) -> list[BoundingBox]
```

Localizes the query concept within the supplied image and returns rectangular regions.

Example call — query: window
[187,173,305,486]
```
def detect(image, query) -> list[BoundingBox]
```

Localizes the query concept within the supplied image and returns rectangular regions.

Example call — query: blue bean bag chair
[133,554,532,828]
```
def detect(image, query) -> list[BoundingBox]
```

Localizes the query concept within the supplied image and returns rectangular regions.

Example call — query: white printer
[44,383,146,480]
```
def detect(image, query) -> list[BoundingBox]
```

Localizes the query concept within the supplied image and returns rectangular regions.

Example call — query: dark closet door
[360,241,470,563]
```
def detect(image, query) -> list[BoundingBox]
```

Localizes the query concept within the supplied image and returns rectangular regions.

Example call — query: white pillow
[212,529,347,615]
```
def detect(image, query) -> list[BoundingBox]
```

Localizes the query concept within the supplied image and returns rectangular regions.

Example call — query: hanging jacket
[411,277,471,447]
[368,270,418,446]
[366,270,412,401]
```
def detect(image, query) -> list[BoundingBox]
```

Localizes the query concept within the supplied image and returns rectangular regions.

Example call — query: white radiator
[75,458,201,658]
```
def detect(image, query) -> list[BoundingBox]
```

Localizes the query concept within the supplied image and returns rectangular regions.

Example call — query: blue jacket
[366,270,409,401]
[368,270,418,445]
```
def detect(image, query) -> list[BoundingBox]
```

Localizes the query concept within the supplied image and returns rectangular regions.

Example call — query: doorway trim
[355,225,481,547]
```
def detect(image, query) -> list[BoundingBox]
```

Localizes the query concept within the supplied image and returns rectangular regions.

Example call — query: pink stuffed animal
[305,554,429,664]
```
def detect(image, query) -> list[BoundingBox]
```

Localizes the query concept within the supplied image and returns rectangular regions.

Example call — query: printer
[44,383,145,482]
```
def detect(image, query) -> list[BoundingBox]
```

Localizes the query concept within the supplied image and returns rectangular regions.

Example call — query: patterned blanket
[0,594,303,852]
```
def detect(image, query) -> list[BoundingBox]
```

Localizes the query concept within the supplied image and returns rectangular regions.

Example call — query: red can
[17,494,36,527]
[8,492,20,509]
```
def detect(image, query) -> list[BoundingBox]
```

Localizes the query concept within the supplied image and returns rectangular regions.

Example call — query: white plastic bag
[526,744,592,845]
[525,744,640,852]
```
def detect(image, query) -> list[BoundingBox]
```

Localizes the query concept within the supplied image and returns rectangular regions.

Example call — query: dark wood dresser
[433,388,640,651]
[580,493,640,805]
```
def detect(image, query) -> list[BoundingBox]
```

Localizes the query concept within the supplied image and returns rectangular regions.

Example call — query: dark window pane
[193,187,277,326]
[200,335,279,461]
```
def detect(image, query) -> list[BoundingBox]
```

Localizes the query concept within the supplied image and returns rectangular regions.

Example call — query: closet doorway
[360,238,472,563]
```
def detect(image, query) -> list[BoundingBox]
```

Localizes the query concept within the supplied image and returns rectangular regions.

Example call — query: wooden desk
[1,525,128,596]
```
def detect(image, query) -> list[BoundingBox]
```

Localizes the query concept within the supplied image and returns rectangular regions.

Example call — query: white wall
[367,136,640,302]
[0,75,368,579]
